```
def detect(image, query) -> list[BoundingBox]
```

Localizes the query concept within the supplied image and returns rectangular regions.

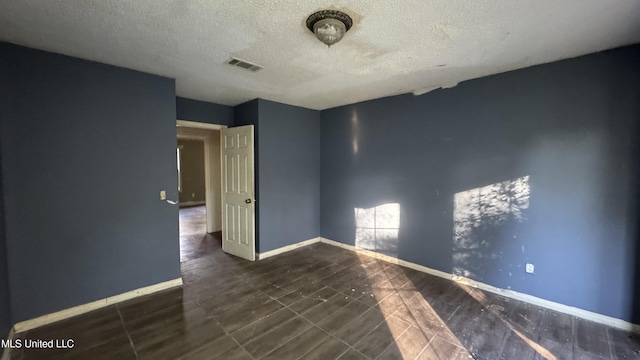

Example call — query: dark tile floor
[7,207,640,359]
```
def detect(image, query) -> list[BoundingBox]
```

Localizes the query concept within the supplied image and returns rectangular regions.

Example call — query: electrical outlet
[525,263,535,274]
[160,190,166,200]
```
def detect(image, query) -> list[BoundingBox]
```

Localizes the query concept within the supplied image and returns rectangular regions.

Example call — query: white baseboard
[320,238,452,280]
[319,237,640,333]
[451,274,640,333]
[179,201,206,208]
[12,277,183,334]
[257,237,321,260]
[2,277,183,359]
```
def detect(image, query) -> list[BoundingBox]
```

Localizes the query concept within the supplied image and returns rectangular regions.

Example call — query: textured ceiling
[1,1,639,110]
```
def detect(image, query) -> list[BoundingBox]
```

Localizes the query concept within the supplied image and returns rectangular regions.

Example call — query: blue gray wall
[0,38,636,329]
[320,45,640,322]
[0,46,11,338]
[0,43,181,322]
[0,147,10,338]
[233,99,321,253]
[258,100,320,252]
[176,96,233,126]
[632,139,640,324]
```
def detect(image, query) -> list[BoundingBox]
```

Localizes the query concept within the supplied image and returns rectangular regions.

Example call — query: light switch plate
[160,190,166,200]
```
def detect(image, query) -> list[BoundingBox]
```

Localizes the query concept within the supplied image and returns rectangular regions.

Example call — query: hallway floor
[179,205,221,262]
[7,241,640,359]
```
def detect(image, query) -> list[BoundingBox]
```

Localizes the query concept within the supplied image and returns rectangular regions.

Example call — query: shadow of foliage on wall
[453,176,530,283]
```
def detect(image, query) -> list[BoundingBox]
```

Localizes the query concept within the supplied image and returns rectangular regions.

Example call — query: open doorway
[176,120,226,262]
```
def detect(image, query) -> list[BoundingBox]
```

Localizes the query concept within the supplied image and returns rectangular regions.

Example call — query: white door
[221,125,256,261]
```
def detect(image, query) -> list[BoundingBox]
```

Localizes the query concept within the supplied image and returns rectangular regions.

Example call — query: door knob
[245,199,252,204]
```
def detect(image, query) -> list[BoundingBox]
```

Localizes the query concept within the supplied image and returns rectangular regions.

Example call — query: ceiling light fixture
[306,10,352,47]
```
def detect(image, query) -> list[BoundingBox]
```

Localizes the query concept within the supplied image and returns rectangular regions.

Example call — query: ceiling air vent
[226,57,264,72]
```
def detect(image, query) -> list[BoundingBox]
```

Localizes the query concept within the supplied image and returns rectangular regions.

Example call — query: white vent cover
[226,57,264,72]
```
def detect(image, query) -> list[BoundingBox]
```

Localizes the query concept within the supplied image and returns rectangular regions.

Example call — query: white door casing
[176,123,225,233]
[221,125,256,261]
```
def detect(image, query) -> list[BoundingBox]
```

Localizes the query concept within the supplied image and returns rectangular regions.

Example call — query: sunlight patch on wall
[351,110,359,155]
[453,176,530,280]
[355,203,400,257]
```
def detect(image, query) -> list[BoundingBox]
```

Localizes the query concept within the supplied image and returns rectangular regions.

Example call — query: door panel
[221,125,255,261]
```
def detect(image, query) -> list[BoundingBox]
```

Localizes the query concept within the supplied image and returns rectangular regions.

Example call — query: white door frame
[176,120,228,233]
[177,120,227,131]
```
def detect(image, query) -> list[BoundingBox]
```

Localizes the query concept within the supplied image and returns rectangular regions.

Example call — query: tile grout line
[194,273,297,349]
[215,249,455,359]
[236,313,306,352]
[413,333,438,360]
[116,304,139,360]
[226,330,257,360]
[605,326,613,360]
[281,285,375,323]
[232,281,378,360]
[387,287,470,358]
[493,327,512,360]
[289,315,367,360]
[202,292,258,360]
[372,319,413,360]
[278,260,425,359]
[231,262,289,281]
[258,324,315,360]
[204,263,329,359]
[212,249,474,359]
[295,334,355,360]
[334,313,394,360]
